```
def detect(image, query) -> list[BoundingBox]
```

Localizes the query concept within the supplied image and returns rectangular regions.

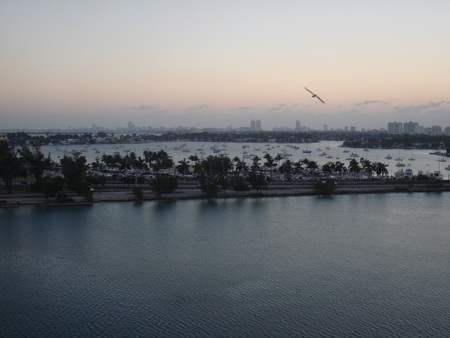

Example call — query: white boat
[385,154,393,160]
[396,162,405,167]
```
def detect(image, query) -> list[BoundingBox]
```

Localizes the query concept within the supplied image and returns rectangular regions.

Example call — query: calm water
[1,193,449,337]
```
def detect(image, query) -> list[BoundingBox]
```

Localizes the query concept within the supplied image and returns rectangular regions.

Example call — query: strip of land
[1,181,449,207]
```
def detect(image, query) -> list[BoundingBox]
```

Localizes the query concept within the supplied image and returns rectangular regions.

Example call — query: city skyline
[3,118,449,136]
[1,1,449,130]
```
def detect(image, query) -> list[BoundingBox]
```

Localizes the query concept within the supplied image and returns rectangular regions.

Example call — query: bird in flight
[304,87,325,104]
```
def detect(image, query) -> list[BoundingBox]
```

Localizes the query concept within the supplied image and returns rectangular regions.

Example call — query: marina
[40,140,450,180]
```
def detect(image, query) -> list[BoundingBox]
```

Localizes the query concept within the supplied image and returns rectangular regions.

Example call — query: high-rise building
[295,120,301,131]
[251,119,262,131]
[430,125,442,136]
[403,121,419,134]
[323,124,328,131]
[387,122,403,134]
[127,121,135,130]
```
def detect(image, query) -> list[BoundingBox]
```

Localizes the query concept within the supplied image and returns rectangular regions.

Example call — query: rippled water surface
[1,193,449,336]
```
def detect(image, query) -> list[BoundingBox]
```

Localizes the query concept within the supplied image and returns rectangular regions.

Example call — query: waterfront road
[1,180,449,207]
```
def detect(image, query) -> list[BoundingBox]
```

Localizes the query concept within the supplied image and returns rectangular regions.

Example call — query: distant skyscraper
[350,126,356,132]
[323,124,328,131]
[251,119,261,131]
[256,120,261,131]
[430,125,442,136]
[127,121,135,130]
[295,120,301,131]
[403,121,419,134]
[387,122,403,134]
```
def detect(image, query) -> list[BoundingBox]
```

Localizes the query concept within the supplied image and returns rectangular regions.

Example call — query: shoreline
[1,181,449,207]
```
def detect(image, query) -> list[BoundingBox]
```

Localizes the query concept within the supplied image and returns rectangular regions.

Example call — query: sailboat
[302,144,312,153]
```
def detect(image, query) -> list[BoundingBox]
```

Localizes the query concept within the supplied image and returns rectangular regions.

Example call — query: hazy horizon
[1,1,449,130]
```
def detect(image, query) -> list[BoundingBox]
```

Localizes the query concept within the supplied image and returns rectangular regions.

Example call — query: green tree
[150,174,178,197]
[60,152,88,191]
[230,176,250,194]
[0,139,21,193]
[375,162,389,178]
[279,159,293,175]
[133,186,144,199]
[348,159,361,179]
[233,156,248,175]
[18,145,54,185]
[314,181,337,196]
[199,179,220,198]
[263,153,277,172]
[152,150,174,172]
[321,163,333,177]
[247,172,267,193]
[40,176,65,198]
[251,155,261,172]
[333,161,346,177]
[360,159,375,178]
[176,158,190,176]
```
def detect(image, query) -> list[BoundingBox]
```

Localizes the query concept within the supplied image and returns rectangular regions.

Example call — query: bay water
[1,193,449,336]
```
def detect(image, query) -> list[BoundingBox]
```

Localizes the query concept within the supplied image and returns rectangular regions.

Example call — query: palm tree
[348,159,361,179]
[293,160,304,174]
[233,156,248,175]
[333,161,346,178]
[279,159,293,175]
[360,159,375,178]
[251,155,261,172]
[264,153,277,171]
[306,160,319,172]
[188,154,200,163]
[176,158,190,176]
[321,163,333,177]
[375,162,389,178]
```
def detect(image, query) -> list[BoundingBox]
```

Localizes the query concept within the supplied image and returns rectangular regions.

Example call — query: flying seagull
[304,87,325,104]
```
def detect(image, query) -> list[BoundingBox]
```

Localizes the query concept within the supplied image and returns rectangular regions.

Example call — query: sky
[1,0,449,131]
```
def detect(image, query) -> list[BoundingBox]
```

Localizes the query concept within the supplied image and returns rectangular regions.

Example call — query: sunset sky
[1,0,449,130]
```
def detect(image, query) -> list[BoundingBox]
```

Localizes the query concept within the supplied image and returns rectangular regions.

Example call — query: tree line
[1,138,392,200]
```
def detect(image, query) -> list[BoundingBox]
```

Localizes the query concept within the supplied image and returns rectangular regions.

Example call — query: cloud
[132,105,157,110]
[154,109,168,115]
[353,100,389,106]
[266,104,286,112]
[188,105,210,112]
[237,106,253,110]
[394,101,445,114]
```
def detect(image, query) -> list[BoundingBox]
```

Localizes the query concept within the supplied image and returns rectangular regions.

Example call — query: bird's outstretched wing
[304,87,325,104]
[304,87,314,95]
[316,96,325,104]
